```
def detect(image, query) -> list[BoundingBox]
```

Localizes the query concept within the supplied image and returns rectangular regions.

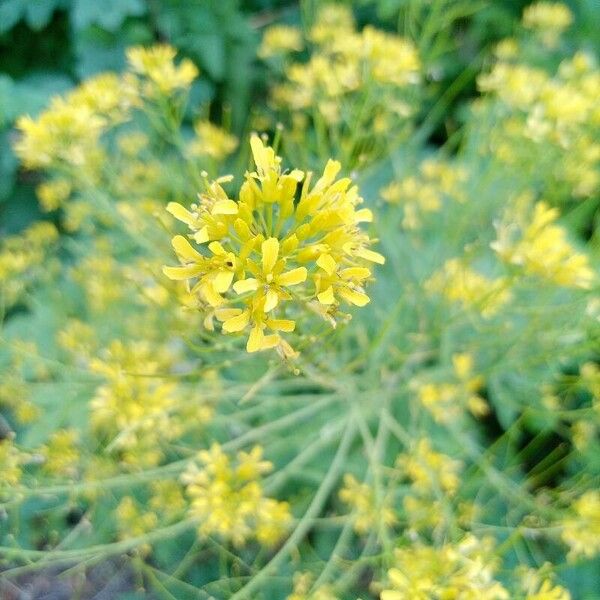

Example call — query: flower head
[164,135,384,354]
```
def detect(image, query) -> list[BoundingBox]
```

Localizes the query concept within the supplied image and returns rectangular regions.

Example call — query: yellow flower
[164,135,384,354]
[0,438,25,498]
[523,2,573,46]
[15,99,106,170]
[561,490,600,560]
[115,496,158,555]
[188,120,238,160]
[40,429,80,477]
[89,340,212,467]
[492,202,595,289]
[396,438,462,497]
[426,258,511,317]
[36,179,72,211]
[339,473,396,535]
[415,352,487,422]
[287,572,338,600]
[520,566,571,600]
[182,443,291,546]
[126,44,198,96]
[259,25,304,58]
[381,536,509,600]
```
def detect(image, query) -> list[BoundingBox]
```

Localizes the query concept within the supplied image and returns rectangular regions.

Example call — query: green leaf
[74,23,152,78]
[184,32,226,80]
[0,0,25,34]
[0,131,18,203]
[72,0,146,32]
[24,0,66,30]
[0,75,17,126]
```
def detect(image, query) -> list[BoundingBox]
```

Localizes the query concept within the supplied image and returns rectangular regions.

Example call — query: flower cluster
[126,44,198,97]
[286,572,337,600]
[89,341,213,467]
[381,159,468,229]
[478,19,600,203]
[261,4,421,167]
[426,258,511,317]
[396,438,467,534]
[338,473,396,535]
[259,25,304,59]
[187,120,238,161]
[164,135,384,355]
[416,353,488,423]
[182,444,291,546]
[0,438,26,500]
[39,429,80,478]
[0,221,59,308]
[14,71,135,173]
[396,438,462,497]
[561,490,600,560]
[381,535,509,600]
[522,2,573,47]
[115,496,159,556]
[492,202,595,289]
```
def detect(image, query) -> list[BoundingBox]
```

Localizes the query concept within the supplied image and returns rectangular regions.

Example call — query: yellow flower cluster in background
[381,535,509,600]
[522,2,573,47]
[182,444,290,546]
[0,222,59,308]
[416,353,488,423]
[286,572,337,600]
[339,473,396,534]
[164,134,384,355]
[561,491,600,560]
[260,3,422,167]
[426,258,511,317]
[478,8,600,203]
[492,201,595,289]
[89,340,213,467]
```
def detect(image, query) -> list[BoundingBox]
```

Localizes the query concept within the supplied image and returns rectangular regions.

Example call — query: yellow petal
[247,326,279,352]
[261,334,280,350]
[265,318,295,332]
[203,313,215,331]
[215,308,242,322]
[262,237,279,274]
[233,278,259,294]
[317,286,335,305]
[162,264,203,280]
[355,248,385,264]
[208,241,226,256]
[316,253,337,275]
[234,218,252,241]
[314,159,341,191]
[212,199,238,215]
[171,235,202,261]
[202,283,223,307]
[340,267,371,280]
[281,234,298,255]
[354,208,373,223]
[166,202,196,226]
[213,270,234,293]
[338,287,370,306]
[193,227,209,244]
[264,289,279,312]
[222,310,251,333]
[277,267,307,286]
[246,325,264,352]
[250,134,276,176]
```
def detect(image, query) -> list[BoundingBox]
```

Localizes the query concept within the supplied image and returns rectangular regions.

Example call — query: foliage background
[2,0,598,235]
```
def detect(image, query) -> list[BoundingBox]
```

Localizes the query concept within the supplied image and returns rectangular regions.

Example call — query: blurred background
[1,0,598,233]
